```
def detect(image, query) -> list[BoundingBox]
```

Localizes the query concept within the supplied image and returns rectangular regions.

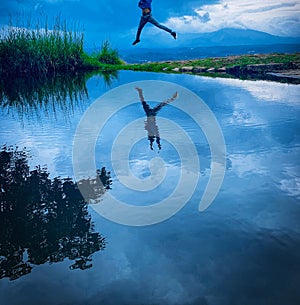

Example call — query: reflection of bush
[0,73,89,120]
[78,168,112,203]
[0,70,118,120]
[0,146,112,281]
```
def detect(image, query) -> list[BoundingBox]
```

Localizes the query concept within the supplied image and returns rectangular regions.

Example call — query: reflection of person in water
[135,87,178,150]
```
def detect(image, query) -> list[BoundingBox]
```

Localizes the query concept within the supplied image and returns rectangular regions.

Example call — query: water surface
[0,71,299,305]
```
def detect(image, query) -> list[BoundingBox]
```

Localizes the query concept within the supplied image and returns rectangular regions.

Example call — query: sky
[0,0,300,48]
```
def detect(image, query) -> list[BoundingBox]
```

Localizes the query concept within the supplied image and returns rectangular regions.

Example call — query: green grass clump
[94,40,123,65]
[0,17,85,77]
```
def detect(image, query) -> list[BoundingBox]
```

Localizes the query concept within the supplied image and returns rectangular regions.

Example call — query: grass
[0,16,299,81]
[121,53,300,73]
[94,40,123,65]
[0,17,122,77]
[0,16,85,77]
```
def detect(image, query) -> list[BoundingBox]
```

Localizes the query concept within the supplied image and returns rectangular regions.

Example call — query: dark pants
[135,13,173,40]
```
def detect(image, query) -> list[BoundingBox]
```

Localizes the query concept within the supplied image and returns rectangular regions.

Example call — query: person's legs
[156,137,161,150]
[148,136,155,150]
[133,15,149,45]
[148,14,176,38]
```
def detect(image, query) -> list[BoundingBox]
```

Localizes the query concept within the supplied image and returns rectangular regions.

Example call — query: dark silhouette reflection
[135,87,178,150]
[0,70,119,121]
[99,70,119,88]
[0,145,112,281]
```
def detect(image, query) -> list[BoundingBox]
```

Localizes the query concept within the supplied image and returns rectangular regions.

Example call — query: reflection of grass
[0,73,88,118]
[0,70,118,120]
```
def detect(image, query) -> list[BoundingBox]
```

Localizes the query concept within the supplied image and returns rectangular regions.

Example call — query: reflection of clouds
[279,166,300,198]
[1,72,300,305]
[280,177,300,198]
[213,78,300,105]
[84,216,300,305]
[229,108,265,126]
[1,117,64,177]
[229,153,269,178]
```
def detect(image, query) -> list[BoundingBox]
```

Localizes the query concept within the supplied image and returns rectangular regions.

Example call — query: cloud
[0,0,299,48]
[166,0,300,36]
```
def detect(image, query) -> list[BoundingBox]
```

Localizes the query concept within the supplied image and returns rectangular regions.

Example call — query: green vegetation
[0,17,122,77]
[94,40,123,65]
[0,16,298,82]
[0,17,85,76]
[81,40,124,72]
[121,52,300,73]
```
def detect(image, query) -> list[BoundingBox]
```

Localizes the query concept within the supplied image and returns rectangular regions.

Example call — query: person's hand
[172,92,178,99]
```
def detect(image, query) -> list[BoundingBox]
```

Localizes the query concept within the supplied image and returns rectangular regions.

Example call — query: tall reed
[0,16,85,77]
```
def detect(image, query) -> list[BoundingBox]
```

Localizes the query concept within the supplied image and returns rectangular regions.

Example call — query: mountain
[118,28,300,63]
[133,28,300,48]
[180,28,300,47]
[120,43,300,63]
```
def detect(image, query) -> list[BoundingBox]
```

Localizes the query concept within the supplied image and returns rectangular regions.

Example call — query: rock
[216,67,226,72]
[226,66,241,74]
[245,63,288,73]
[192,66,207,73]
[292,62,300,69]
[268,69,300,79]
[180,66,194,72]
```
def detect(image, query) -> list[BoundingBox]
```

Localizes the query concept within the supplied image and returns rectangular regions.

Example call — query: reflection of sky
[1,71,300,304]
[94,101,208,206]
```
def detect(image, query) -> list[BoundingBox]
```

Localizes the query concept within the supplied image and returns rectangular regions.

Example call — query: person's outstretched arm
[164,91,178,104]
[153,91,178,113]
[135,87,145,102]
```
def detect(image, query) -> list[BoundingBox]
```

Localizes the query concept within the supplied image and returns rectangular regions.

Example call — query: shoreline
[120,52,300,84]
[1,52,299,84]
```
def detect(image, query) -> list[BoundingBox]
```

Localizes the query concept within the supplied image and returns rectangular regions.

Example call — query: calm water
[0,71,300,305]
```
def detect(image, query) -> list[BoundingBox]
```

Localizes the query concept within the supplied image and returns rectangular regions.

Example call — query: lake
[0,70,300,305]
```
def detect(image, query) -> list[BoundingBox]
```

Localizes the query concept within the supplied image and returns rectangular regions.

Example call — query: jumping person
[135,87,178,150]
[132,0,177,45]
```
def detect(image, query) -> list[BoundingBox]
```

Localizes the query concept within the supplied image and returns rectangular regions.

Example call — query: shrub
[96,40,122,65]
[0,16,84,77]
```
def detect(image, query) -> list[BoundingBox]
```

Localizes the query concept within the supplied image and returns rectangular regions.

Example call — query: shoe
[132,39,140,45]
[171,32,177,39]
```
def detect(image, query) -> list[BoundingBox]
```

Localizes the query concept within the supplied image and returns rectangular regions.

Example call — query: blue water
[0,71,300,305]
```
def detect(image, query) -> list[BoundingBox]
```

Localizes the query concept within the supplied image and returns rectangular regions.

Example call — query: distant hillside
[120,44,300,64]
[134,28,300,48]
[181,28,300,47]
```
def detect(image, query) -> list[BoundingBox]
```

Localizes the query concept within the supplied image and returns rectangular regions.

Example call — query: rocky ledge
[171,62,300,84]
[225,62,300,83]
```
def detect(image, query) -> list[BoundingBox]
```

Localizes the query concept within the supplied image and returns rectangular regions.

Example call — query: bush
[96,40,122,65]
[0,17,84,77]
